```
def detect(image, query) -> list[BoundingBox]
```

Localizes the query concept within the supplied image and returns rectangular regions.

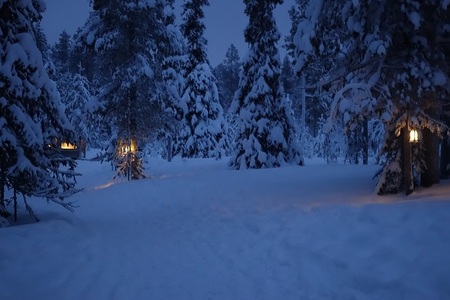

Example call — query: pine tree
[50,32,96,150]
[293,0,449,194]
[64,72,98,147]
[181,0,209,74]
[231,0,304,169]
[161,0,188,159]
[179,0,230,158]
[79,0,174,179]
[214,44,241,112]
[0,0,80,222]
[52,30,71,73]
[285,0,341,159]
[280,56,303,120]
[71,27,98,82]
[34,22,50,63]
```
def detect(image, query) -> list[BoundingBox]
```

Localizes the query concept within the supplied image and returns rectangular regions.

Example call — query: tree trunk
[403,128,414,195]
[422,128,440,187]
[422,92,441,187]
[440,134,450,179]
[14,188,17,222]
[362,119,369,165]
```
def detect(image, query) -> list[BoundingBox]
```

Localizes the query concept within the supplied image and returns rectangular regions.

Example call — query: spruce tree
[293,0,449,194]
[79,0,174,179]
[0,0,80,222]
[214,44,241,112]
[231,0,303,169]
[64,72,98,147]
[52,30,71,74]
[50,31,101,150]
[179,0,230,158]
[71,27,98,82]
[161,0,188,158]
[34,22,50,63]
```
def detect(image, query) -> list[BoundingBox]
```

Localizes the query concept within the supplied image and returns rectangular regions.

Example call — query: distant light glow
[119,139,137,156]
[61,142,77,149]
[94,182,114,190]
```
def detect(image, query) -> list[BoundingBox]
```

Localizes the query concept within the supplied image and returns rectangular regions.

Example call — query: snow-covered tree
[79,0,175,178]
[281,56,295,96]
[34,22,50,63]
[71,27,98,82]
[230,0,304,169]
[179,0,230,158]
[293,0,449,193]
[49,32,101,149]
[181,63,231,158]
[52,30,71,74]
[280,56,305,123]
[181,0,209,74]
[0,0,80,222]
[64,72,100,146]
[284,0,339,160]
[213,44,241,113]
[159,0,188,158]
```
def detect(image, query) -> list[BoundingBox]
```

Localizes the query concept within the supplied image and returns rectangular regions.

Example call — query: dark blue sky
[41,0,296,67]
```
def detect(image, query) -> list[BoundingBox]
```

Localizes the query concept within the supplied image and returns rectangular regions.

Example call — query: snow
[408,11,421,29]
[293,0,324,72]
[9,104,43,145]
[179,62,229,158]
[432,70,447,86]
[346,16,362,34]
[443,0,450,9]
[1,152,450,299]
[367,39,386,56]
[351,0,360,7]
[268,124,284,144]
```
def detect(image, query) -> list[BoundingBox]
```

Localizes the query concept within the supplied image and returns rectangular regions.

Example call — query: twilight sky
[41,0,296,67]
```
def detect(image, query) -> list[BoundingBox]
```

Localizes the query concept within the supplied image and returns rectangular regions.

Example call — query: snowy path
[1,158,450,299]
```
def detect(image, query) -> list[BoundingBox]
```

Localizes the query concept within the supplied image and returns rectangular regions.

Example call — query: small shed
[59,139,86,159]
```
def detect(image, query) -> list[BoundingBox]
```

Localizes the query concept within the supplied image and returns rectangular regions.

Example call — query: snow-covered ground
[1,153,450,299]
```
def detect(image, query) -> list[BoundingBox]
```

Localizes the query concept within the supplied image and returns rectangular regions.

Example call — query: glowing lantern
[409,129,419,143]
[118,139,137,156]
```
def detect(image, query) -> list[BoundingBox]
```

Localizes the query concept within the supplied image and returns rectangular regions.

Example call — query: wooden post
[422,128,440,187]
[403,127,414,195]
[422,92,440,186]
[440,133,450,179]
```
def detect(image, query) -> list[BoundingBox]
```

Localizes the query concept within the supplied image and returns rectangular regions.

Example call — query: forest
[2,1,450,298]
[1,0,450,220]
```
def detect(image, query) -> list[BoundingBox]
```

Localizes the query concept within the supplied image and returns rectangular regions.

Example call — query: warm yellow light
[409,129,419,143]
[61,142,77,149]
[120,139,137,155]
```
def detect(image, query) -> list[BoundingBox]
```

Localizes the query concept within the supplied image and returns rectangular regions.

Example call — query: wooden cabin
[59,139,86,159]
